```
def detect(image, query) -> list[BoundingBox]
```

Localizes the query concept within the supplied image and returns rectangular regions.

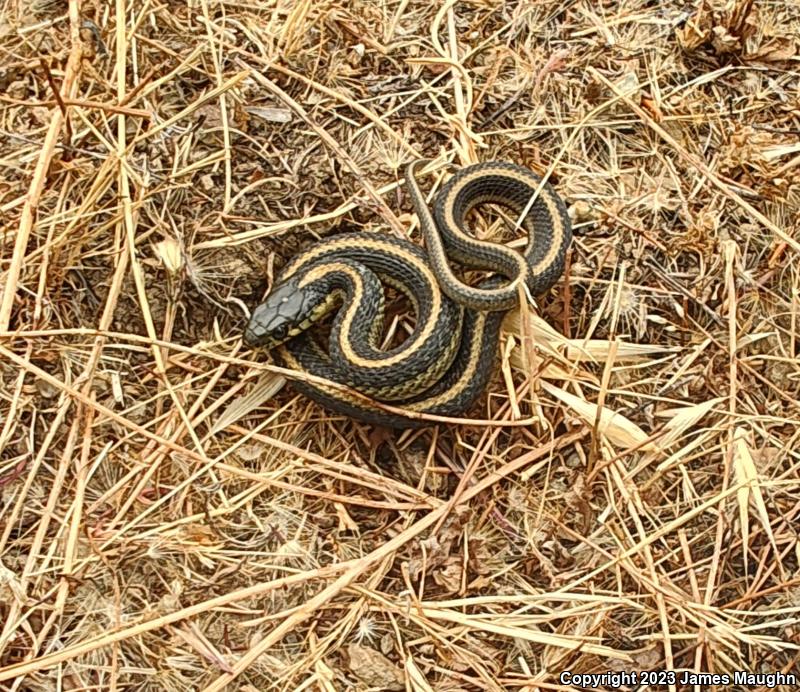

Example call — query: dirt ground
[1,0,800,689]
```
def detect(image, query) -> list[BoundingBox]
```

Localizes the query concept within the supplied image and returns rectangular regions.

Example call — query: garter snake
[244,160,572,427]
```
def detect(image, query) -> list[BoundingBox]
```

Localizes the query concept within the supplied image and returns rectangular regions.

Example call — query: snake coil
[244,160,571,427]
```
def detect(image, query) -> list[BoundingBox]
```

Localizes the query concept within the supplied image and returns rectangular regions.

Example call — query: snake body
[244,160,572,427]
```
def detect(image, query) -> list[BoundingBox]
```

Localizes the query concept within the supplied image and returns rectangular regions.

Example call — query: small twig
[590,67,800,254]
[0,95,151,118]
[0,0,84,330]
[239,59,407,237]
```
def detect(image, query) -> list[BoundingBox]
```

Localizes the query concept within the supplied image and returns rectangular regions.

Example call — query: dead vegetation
[1,0,800,689]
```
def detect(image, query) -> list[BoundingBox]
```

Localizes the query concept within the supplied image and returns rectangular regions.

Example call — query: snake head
[244,276,322,348]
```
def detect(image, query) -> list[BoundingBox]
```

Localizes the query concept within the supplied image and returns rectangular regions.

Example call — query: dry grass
[1,0,800,689]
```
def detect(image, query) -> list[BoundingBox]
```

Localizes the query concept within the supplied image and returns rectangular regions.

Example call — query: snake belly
[243,160,572,428]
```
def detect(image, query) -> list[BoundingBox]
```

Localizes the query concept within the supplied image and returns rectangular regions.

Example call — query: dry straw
[1,0,799,689]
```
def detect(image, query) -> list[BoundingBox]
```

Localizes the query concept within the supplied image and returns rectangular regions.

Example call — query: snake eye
[272,323,288,341]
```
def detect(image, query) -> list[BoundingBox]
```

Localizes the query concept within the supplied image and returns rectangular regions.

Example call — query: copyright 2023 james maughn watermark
[559,670,797,688]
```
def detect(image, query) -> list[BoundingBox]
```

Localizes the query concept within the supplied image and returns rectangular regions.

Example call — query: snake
[243,160,572,428]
